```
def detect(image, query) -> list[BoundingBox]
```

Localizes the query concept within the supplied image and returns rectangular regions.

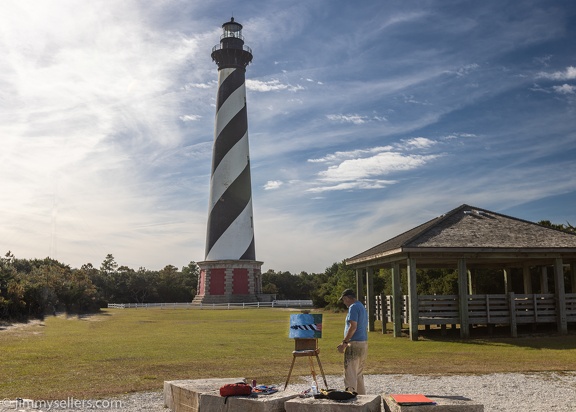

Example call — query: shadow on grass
[415,323,576,349]
[1,310,112,331]
[0,318,45,332]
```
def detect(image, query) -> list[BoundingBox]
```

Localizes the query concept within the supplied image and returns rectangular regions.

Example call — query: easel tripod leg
[315,354,328,389]
[307,355,319,389]
[284,355,297,390]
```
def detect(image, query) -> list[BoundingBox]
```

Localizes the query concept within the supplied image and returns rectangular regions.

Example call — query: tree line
[1,221,573,322]
[1,251,355,321]
[0,252,199,321]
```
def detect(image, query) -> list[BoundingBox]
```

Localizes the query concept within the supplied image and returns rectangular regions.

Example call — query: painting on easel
[289,313,322,339]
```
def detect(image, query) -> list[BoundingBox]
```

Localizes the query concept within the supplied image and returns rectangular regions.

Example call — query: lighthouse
[193,18,263,305]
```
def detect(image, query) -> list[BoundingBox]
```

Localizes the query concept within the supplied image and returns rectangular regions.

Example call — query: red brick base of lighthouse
[192,260,266,304]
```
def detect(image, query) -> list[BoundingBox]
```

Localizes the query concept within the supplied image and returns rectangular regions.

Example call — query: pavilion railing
[375,293,576,326]
[566,293,576,320]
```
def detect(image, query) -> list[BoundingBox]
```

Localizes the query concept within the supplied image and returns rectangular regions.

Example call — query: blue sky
[1,0,575,273]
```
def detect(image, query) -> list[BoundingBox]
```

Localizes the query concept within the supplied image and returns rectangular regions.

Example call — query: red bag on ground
[219,382,252,397]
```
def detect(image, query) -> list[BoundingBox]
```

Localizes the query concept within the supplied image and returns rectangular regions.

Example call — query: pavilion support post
[391,262,402,338]
[406,258,418,341]
[508,292,517,338]
[553,258,568,335]
[366,267,375,332]
[571,263,576,293]
[503,268,512,294]
[458,259,470,339]
[355,269,365,304]
[523,264,532,294]
[540,266,549,293]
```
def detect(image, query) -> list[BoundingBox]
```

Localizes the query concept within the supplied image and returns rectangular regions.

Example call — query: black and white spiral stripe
[205,66,256,261]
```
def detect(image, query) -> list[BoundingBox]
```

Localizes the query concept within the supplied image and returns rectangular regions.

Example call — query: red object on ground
[219,383,252,397]
[390,394,436,405]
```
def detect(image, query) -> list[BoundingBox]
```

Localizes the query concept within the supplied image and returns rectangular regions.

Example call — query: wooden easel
[284,338,328,391]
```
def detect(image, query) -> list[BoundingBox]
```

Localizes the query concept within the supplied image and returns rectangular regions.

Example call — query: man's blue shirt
[345,300,368,342]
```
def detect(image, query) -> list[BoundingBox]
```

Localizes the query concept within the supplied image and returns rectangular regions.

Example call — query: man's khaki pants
[344,341,368,394]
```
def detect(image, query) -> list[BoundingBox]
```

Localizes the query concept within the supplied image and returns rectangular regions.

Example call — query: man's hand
[337,343,348,353]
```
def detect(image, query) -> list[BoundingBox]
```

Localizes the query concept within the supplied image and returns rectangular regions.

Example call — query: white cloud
[399,137,436,149]
[307,179,396,193]
[552,84,576,95]
[443,133,478,140]
[537,66,576,80]
[326,114,387,125]
[184,82,213,90]
[308,146,394,164]
[318,152,439,182]
[534,55,552,67]
[380,11,427,28]
[401,94,432,105]
[180,114,202,122]
[304,144,441,193]
[264,180,283,190]
[456,63,480,77]
[327,114,367,124]
[529,83,551,94]
[246,79,304,92]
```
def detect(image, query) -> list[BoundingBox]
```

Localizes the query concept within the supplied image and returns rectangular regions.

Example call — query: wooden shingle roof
[346,204,576,266]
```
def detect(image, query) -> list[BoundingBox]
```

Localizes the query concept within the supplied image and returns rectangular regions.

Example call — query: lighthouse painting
[193,18,264,305]
[289,314,323,339]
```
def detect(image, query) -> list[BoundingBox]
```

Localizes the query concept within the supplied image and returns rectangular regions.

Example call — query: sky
[1,0,575,274]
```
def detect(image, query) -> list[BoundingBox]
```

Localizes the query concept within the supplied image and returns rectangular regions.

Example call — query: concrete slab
[199,390,298,412]
[164,378,299,412]
[285,394,382,412]
[383,394,483,412]
[164,378,246,412]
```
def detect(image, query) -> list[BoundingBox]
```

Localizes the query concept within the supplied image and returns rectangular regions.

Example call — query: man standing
[337,289,368,394]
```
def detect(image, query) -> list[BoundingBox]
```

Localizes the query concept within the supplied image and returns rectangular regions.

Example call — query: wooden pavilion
[345,204,576,340]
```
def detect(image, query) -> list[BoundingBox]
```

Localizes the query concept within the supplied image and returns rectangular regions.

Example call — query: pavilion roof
[346,204,576,266]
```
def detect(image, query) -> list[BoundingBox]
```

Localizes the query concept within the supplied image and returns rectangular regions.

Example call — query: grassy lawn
[1,308,575,399]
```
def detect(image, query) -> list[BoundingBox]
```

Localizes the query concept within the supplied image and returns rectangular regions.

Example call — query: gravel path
[3,372,575,411]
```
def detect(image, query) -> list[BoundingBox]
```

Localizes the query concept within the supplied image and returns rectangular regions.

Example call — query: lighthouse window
[223,29,243,41]
[223,23,242,37]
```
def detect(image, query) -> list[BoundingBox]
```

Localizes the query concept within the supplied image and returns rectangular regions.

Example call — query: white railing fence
[107,300,313,310]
